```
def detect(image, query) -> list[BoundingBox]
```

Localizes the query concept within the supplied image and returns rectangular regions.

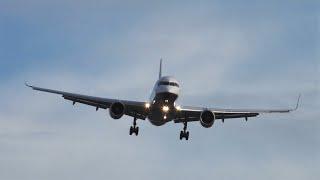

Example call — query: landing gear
[179,122,189,140]
[129,118,139,136]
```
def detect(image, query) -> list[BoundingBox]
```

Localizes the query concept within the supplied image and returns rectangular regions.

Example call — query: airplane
[26,60,300,140]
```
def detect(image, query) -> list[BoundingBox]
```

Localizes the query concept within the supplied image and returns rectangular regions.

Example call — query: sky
[0,0,319,180]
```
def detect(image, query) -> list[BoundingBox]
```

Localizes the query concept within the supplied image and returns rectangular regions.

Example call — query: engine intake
[109,102,125,119]
[200,110,215,128]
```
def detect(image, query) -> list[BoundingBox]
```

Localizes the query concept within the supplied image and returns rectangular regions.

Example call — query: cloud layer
[0,1,319,180]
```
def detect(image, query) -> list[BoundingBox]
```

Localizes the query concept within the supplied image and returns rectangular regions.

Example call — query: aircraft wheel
[180,131,183,140]
[135,127,139,136]
[186,131,189,141]
[129,126,133,135]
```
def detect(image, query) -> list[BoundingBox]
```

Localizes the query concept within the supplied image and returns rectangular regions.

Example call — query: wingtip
[25,81,32,88]
[294,94,301,111]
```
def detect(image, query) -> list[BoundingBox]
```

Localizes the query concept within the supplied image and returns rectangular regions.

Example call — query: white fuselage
[147,76,180,126]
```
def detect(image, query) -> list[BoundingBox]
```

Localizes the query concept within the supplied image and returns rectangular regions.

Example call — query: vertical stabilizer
[159,59,162,79]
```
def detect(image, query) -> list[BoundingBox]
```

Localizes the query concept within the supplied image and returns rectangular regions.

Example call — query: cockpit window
[159,81,169,86]
[158,81,179,87]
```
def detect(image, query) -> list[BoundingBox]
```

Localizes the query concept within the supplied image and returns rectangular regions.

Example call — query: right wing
[26,83,148,120]
[174,95,300,123]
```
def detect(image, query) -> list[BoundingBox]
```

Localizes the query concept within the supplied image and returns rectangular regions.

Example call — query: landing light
[164,115,167,120]
[162,106,169,112]
[145,103,151,109]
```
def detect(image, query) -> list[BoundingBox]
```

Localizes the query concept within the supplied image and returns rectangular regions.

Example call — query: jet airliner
[26,60,300,140]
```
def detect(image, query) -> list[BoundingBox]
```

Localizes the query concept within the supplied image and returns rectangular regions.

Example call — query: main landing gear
[180,122,189,140]
[129,117,139,136]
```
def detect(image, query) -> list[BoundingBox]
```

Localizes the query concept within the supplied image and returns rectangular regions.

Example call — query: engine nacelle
[109,102,125,119]
[200,110,215,128]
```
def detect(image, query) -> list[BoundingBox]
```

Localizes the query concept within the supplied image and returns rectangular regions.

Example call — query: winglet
[25,81,33,88]
[159,58,162,80]
[293,94,301,111]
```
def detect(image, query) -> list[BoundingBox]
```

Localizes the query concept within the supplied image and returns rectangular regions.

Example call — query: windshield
[158,81,179,87]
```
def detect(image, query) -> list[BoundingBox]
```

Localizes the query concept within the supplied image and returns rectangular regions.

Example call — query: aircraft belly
[147,106,177,126]
[148,111,167,126]
[148,118,166,126]
[148,90,179,126]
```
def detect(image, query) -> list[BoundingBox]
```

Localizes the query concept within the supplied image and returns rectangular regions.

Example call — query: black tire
[186,131,189,140]
[180,131,183,140]
[129,126,133,135]
[135,127,139,136]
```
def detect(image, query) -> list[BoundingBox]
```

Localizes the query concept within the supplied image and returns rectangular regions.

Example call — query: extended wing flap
[26,83,149,120]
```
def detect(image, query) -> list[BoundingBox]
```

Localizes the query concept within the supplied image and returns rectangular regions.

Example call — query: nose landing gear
[179,122,189,140]
[129,117,139,136]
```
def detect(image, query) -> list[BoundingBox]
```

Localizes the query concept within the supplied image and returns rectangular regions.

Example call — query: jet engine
[200,110,215,128]
[109,102,125,119]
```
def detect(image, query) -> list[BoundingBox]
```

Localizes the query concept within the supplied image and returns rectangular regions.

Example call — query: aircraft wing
[26,83,148,120]
[174,95,300,123]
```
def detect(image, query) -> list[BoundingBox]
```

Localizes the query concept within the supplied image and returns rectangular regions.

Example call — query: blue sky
[0,0,319,180]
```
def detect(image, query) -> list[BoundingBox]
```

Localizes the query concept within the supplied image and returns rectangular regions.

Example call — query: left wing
[174,95,301,123]
[26,83,148,120]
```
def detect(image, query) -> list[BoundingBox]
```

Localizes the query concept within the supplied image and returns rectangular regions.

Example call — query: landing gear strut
[129,117,139,136]
[180,122,189,140]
